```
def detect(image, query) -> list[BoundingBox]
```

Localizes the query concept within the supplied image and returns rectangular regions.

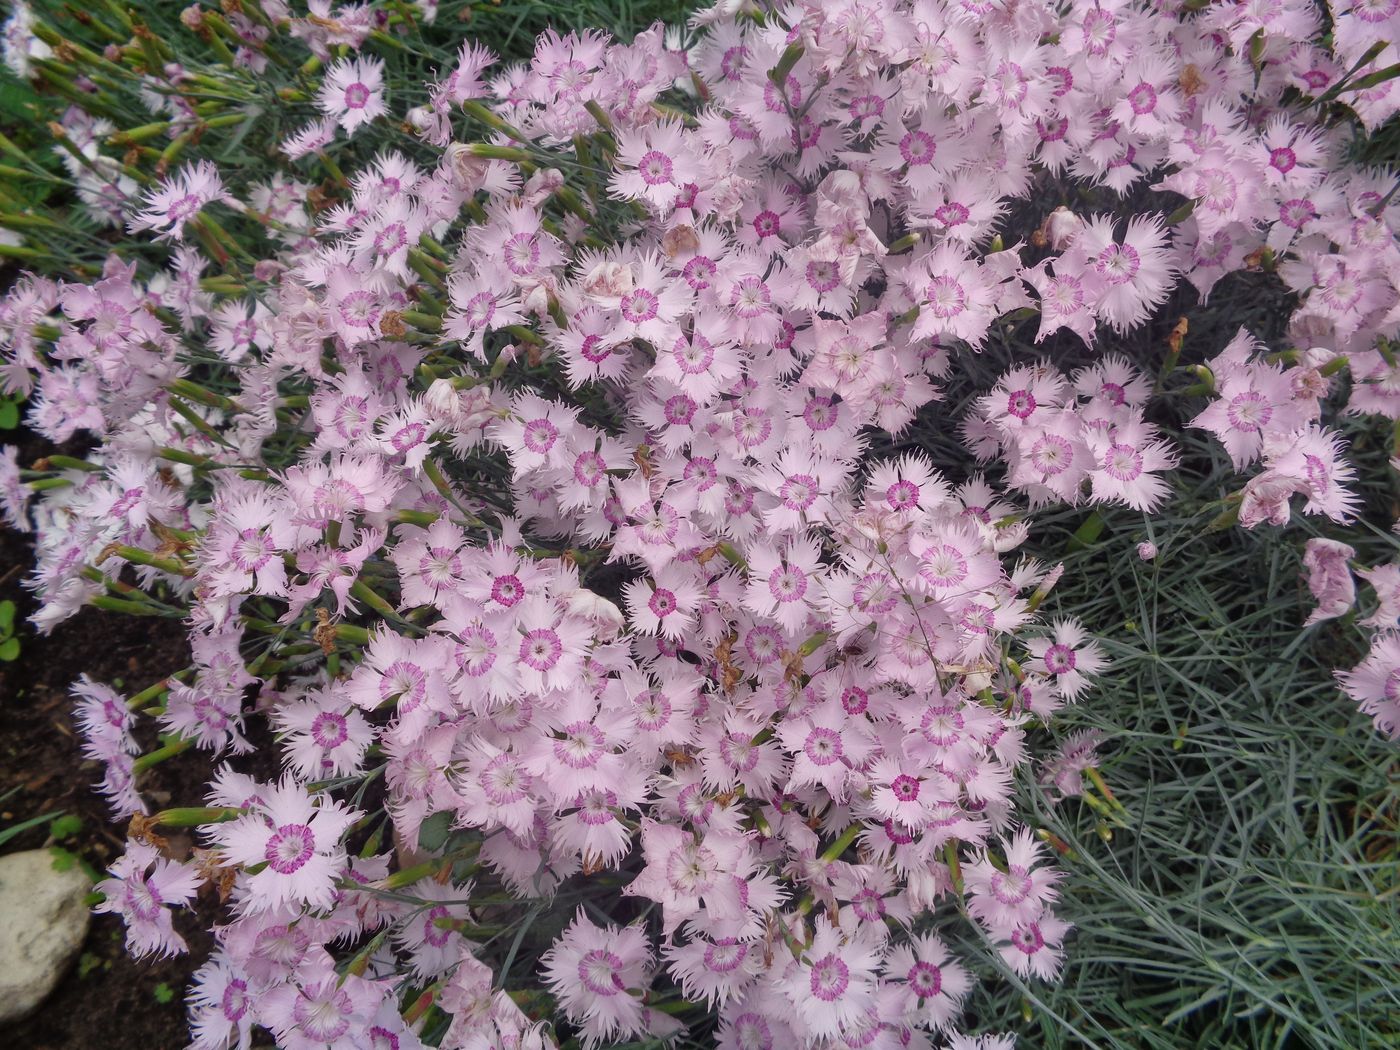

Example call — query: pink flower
[128,160,228,242]
[260,951,388,1050]
[998,907,1072,980]
[1086,416,1179,512]
[779,916,881,1039]
[161,680,252,756]
[623,563,703,639]
[273,684,374,779]
[394,877,476,980]
[1024,618,1106,702]
[490,392,581,478]
[963,827,1064,936]
[317,56,387,135]
[1039,729,1105,801]
[663,935,763,1009]
[881,932,972,1029]
[1301,537,1357,626]
[1358,563,1400,629]
[1191,336,1308,469]
[187,953,257,1050]
[388,516,469,607]
[200,483,312,604]
[72,674,136,758]
[778,699,875,800]
[865,453,950,516]
[610,120,701,212]
[1337,632,1400,740]
[444,272,525,359]
[541,909,654,1048]
[910,244,999,346]
[1262,425,1360,524]
[1074,214,1177,334]
[211,777,361,913]
[94,841,203,958]
[743,536,824,634]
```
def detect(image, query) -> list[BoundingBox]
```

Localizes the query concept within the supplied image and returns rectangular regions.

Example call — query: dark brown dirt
[0,427,214,1049]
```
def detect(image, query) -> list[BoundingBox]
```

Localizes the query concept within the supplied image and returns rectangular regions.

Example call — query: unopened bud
[565,587,625,639]
[424,378,462,419]
[443,142,490,191]
[522,167,564,206]
[1041,207,1083,251]
[581,259,633,299]
[661,223,700,258]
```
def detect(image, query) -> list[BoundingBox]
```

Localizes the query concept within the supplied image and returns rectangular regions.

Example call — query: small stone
[0,848,92,1023]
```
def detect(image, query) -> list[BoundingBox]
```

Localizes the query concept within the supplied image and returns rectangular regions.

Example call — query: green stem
[133,737,193,773]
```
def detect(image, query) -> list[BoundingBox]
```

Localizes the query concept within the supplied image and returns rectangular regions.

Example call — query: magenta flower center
[991,866,1034,905]
[293,982,352,1041]
[908,960,942,998]
[891,774,921,802]
[123,876,163,922]
[221,979,249,1021]
[808,953,851,1001]
[310,711,348,749]
[621,288,659,323]
[517,416,558,455]
[1030,434,1074,475]
[803,726,844,766]
[899,130,937,166]
[1269,146,1297,174]
[1096,242,1141,285]
[767,563,808,603]
[578,948,626,996]
[648,587,678,618]
[519,628,562,672]
[481,752,529,802]
[167,194,202,224]
[264,823,316,874]
[886,479,919,510]
[343,82,370,109]
[1103,442,1144,481]
[921,544,968,588]
[927,275,967,317]
[233,527,275,572]
[780,473,817,510]
[1043,642,1077,674]
[638,149,674,186]
[1012,922,1046,954]
[1006,389,1037,420]
[1226,391,1272,432]
[752,210,781,238]
[1127,81,1157,115]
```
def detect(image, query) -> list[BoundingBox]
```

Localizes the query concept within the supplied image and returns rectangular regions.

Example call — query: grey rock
[0,848,92,1023]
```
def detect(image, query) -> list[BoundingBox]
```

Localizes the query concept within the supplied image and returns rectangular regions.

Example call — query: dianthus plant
[2,0,1399,1048]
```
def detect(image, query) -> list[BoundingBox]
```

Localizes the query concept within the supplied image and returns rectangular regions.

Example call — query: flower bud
[424,377,463,421]
[581,259,633,299]
[443,141,489,191]
[1041,206,1084,251]
[564,587,625,640]
[522,167,564,206]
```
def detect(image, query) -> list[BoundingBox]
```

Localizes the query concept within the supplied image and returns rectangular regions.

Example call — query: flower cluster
[2,0,1399,1047]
